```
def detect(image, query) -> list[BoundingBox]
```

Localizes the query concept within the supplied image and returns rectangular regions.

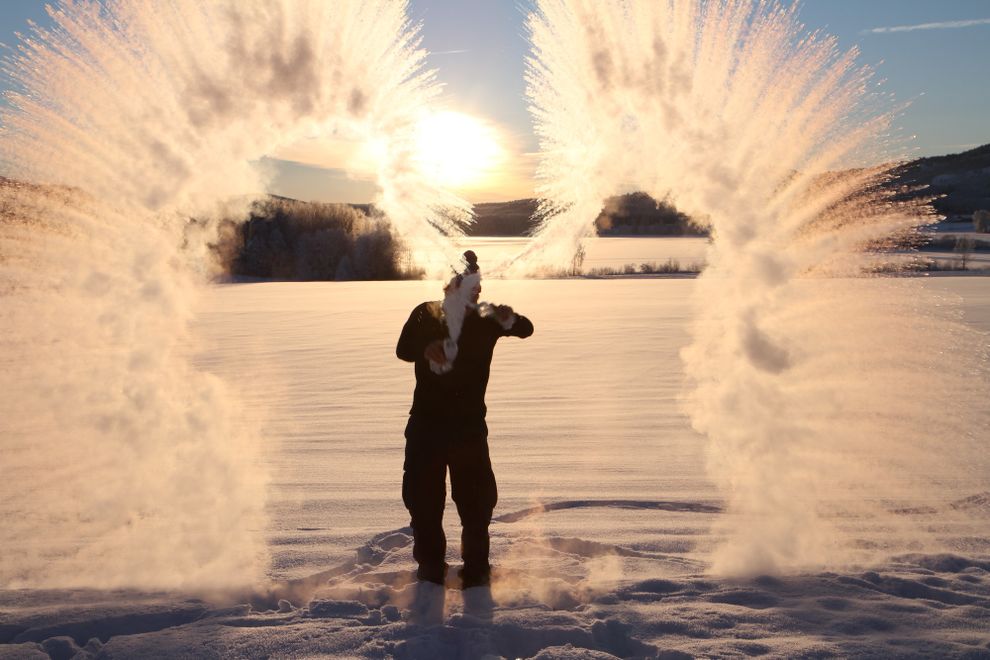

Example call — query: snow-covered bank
[2,277,988,658]
[451,237,711,275]
[3,512,989,658]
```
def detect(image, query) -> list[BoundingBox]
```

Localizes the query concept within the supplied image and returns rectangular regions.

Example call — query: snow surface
[2,275,989,659]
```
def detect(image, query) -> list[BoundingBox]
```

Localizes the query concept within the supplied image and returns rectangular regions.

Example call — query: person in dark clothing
[396,252,533,589]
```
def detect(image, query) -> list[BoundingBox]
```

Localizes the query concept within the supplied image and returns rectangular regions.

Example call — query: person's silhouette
[396,251,533,598]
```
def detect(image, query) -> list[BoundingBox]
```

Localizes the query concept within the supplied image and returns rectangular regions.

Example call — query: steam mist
[0,0,466,589]
[2,0,986,590]
[523,0,989,574]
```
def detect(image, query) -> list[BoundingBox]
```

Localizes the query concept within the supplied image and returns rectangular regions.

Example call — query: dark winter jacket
[396,301,534,422]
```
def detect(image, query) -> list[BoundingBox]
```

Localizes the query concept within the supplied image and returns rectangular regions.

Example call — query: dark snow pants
[402,415,498,588]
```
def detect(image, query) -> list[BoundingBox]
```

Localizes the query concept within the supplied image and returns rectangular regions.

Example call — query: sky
[0,0,988,204]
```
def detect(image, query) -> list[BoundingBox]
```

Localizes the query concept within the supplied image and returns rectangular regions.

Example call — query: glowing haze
[414,110,506,193]
[0,0,987,592]
[0,0,468,589]
[520,0,989,573]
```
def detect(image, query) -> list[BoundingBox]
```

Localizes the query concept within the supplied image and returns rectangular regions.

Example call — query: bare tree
[954,236,975,270]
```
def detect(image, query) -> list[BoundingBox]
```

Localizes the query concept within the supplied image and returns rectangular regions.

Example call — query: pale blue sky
[408,0,990,157]
[1,1,988,202]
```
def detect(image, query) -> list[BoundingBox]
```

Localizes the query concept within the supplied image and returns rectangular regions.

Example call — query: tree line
[209,197,422,281]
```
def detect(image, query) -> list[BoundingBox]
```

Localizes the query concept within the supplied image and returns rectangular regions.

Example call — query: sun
[413,111,504,190]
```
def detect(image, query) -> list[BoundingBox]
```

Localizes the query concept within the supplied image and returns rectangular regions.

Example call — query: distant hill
[891,143,990,220]
[466,194,705,237]
[463,143,990,237]
[467,199,540,236]
[5,142,987,243]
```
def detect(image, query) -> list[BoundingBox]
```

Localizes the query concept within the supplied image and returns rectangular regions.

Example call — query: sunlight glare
[414,110,504,189]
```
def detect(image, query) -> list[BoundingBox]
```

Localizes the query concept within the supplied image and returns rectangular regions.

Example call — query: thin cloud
[431,49,471,55]
[862,17,990,35]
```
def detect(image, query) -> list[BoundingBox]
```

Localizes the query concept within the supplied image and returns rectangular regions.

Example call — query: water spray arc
[524,0,989,573]
[0,0,468,589]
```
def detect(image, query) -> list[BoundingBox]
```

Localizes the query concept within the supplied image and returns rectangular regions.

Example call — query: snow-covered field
[2,275,989,659]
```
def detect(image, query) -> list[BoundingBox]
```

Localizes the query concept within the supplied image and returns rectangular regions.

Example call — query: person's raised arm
[492,305,533,339]
[508,313,533,338]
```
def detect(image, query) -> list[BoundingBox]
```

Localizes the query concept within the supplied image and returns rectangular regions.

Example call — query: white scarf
[429,265,518,374]
[430,272,479,374]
